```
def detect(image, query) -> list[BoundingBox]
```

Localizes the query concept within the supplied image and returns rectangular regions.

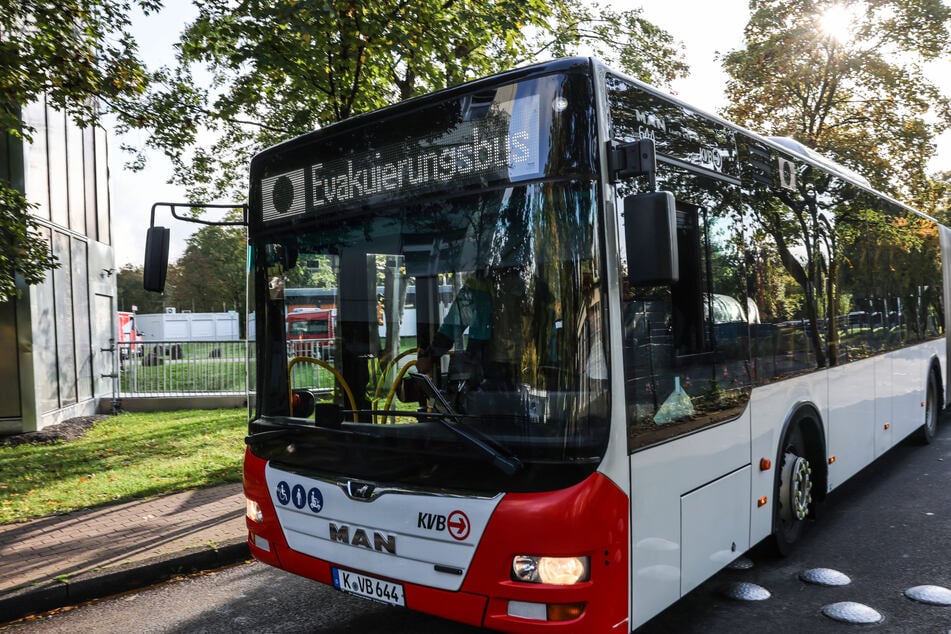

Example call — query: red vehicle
[285,308,335,358]
[116,311,140,359]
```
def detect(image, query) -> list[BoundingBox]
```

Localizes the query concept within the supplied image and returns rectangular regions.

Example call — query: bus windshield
[251,181,608,491]
[247,69,608,492]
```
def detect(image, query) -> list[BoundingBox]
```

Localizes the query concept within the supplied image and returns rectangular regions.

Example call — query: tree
[540,0,688,85]
[920,170,951,226]
[721,0,951,202]
[0,0,160,301]
[137,0,688,202]
[116,264,167,313]
[165,225,246,320]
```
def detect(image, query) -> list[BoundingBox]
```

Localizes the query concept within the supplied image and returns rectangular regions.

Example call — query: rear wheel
[774,424,814,555]
[917,370,939,444]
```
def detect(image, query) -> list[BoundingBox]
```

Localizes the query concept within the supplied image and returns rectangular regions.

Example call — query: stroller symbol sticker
[308,488,324,513]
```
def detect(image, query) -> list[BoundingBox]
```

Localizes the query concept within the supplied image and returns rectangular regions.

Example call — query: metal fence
[117,339,344,397]
[285,340,339,396]
[117,340,252,397]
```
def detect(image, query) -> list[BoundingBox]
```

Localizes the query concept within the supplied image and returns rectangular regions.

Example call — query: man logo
[329,523,396,554]
[778,157,797,191]
[262,169,305,220]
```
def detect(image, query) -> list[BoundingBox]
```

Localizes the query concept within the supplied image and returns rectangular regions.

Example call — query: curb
[0,539,250,625]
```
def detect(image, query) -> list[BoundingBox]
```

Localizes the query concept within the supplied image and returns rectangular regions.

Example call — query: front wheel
[917,370,940,444]
[774,424,814,556]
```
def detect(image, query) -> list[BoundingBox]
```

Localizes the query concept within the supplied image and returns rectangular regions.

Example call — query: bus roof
[250,56,934,226]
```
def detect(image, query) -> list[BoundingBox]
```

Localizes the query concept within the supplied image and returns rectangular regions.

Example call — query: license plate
[332,567,405,606]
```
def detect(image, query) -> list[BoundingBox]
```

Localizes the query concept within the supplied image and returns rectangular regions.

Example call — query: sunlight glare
[819,4,856,42]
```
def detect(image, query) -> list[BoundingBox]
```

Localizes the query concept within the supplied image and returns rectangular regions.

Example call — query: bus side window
[624,179,752,451]
[671,205,706,357]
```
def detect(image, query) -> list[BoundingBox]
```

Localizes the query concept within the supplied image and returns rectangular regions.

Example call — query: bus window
[621,169,751,450]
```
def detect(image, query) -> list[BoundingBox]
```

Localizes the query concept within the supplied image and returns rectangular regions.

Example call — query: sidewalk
[0,483,249,624]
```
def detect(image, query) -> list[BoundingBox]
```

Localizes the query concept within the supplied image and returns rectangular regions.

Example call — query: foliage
[165,224,247,316]
[0,186,58,301]
[117,264,168,313]
[137,0,688,202]
[284,254,337,289]
[721,0,951,201]
[921,170,951,226]
[0,409,245,523]
[541,0,688,85]
[0,0,160,301]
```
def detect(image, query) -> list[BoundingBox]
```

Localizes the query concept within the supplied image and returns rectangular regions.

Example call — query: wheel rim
[780,452,812,523]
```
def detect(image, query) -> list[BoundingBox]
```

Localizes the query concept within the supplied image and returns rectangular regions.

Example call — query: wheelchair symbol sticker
[276,481,291,506]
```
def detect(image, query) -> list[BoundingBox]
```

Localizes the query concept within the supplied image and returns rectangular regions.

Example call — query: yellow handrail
[372,348,421,414]
[287,356,358,422]
[382,359,419,424]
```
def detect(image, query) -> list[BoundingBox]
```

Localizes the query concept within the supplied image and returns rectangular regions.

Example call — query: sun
[818,3,857,42]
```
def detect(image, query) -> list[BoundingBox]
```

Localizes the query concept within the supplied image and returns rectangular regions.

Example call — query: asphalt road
[7,422,950,633]
[637,418,951,634]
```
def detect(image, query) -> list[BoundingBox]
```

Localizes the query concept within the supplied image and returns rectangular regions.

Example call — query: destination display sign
[260,91,542,221]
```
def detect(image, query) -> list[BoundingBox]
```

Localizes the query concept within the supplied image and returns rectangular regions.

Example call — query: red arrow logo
[447,510,470,541]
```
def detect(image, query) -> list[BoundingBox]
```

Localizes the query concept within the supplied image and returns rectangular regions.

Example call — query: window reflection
[611,80,944,452]
[256,181,610,463]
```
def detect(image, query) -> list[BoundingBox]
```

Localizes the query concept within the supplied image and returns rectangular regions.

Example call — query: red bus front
[244,450,628,631]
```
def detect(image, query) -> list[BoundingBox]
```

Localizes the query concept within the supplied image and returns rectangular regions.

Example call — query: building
[0,97,117,434]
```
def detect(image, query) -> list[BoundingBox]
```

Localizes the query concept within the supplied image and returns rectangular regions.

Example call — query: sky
[108,0,951,268]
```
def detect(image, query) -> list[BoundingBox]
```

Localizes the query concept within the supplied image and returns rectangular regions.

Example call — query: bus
[144,57,948,631]
[283,284,458,341]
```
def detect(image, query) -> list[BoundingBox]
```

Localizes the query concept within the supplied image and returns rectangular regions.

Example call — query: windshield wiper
[405,372,523,475]
[245,422,324,445]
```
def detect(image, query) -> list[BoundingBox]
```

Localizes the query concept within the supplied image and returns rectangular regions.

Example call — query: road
[6,422,950,633]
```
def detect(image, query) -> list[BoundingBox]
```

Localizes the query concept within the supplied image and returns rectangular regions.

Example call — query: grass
[0,409,247,524]
[119,341,250,393]
[121,361,249,393]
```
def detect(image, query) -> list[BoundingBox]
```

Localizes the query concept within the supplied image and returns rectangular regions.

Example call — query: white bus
[146,57,948,631]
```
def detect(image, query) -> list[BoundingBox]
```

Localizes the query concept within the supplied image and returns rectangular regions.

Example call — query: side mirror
[143,226,170,292]
[624,191,679,286]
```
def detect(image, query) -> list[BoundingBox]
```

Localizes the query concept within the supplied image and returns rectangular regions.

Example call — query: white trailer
[135,310,239,342]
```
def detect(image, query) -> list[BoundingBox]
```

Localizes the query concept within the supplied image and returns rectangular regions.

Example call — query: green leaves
[0,184,59,301]
[2,0,156,131]
[1,0,157,298]
[140,0,688,203]
[165,224,247,315]
[722,0,951,204]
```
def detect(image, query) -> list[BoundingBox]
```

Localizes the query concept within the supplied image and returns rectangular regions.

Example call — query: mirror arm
[149,202,248,228]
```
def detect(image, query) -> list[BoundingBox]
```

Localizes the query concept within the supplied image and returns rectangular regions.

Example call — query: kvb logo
[446,510,470,541]
[417,509,471,541]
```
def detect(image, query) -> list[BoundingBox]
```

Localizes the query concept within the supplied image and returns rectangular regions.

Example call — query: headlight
[245,498,264,523]
[512,555,589,585]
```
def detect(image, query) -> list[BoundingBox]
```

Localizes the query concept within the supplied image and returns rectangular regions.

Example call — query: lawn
[121,360,250,393]
[0,409,247,524]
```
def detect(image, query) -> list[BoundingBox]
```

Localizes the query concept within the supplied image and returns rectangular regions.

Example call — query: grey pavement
[0,483,249,625]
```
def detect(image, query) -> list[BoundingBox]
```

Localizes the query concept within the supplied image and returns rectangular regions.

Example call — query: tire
[774,423,815,556]
[917,370,939,445]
